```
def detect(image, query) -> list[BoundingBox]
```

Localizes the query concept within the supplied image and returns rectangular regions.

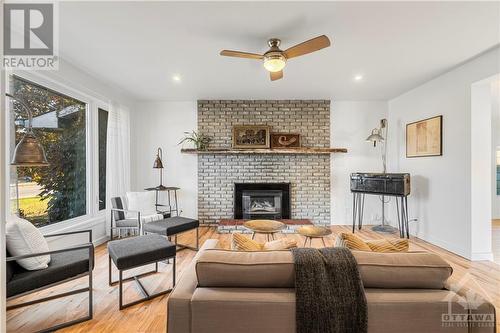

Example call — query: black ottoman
[108,234,176,309]
[143,216,199,251]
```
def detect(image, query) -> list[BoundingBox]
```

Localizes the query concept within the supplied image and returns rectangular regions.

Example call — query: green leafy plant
[178,130,211,150]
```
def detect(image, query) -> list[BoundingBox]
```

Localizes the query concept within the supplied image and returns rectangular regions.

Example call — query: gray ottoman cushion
[108,234,175,270]
[143,216,199,236]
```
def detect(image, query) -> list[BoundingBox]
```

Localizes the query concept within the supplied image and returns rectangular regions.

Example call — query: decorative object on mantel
[271,133,301,148]
[406,115,442,158]
[232,125,270,149]
[178,130,211,150]
[181,147,347,154]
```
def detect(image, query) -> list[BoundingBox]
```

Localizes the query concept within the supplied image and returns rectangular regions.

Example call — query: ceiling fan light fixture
[263,53,286,72]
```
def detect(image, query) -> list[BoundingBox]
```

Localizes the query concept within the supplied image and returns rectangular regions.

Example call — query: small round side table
[243,220,286,242]
[297,225,332,247]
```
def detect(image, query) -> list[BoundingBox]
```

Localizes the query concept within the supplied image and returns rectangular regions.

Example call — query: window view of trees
[10,75,87,227]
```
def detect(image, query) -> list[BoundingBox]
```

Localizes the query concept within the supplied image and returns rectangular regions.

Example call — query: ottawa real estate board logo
[3,2,58,70]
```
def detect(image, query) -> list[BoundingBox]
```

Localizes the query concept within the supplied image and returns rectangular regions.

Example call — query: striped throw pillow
[335,233,372,251]
[231,233,263,251]
[366,239,409,252]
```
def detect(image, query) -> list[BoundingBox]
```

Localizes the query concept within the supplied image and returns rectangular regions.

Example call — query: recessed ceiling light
[354,74,363,81]
[172,75,181,82]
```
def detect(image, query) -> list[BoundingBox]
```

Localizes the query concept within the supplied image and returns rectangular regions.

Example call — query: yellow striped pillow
[366,239,409,252]
[231,233,263,251]
[336,233,372,251]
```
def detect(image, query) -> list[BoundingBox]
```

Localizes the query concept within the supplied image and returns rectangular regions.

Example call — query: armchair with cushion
[110,192,164,239]
[6,229,94,333]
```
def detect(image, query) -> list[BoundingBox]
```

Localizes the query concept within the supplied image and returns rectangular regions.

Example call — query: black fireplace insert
[234,183,291,219]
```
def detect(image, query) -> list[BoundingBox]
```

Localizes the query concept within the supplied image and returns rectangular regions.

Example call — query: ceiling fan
[220,35,331,81]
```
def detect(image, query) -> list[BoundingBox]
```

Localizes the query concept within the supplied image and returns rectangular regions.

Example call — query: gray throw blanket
[291,247,367,333]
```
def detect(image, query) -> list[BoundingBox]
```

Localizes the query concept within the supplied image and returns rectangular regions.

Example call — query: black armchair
[6,229,94,333]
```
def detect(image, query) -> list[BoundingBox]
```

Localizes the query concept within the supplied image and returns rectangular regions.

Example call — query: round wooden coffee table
[243,220,286,241]
[297,225,332,247]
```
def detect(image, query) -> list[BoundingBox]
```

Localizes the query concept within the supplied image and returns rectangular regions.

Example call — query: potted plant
[178,131,211,150]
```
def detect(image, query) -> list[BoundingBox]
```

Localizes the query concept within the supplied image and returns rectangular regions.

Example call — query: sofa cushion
[6,216,51,270]
[196,249,452,289]
[168,239,219,333]
[7,248,92,298]
[196,249,294,288]
[191,287,296,333]
[365,289,468,333]
[353,251,453,289]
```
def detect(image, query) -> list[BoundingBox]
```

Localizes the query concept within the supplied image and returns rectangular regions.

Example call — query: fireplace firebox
[234,183,291,219]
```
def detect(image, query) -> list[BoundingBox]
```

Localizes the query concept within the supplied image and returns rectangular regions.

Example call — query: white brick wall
[198,100,331,225]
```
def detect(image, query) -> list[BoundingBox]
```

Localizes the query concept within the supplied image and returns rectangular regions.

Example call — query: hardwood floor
[6,226,500,332]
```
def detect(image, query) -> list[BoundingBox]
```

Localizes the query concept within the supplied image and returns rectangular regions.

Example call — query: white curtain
[105,103,131,236]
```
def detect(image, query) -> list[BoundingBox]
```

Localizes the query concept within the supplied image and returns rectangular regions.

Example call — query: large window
[98,108,108,211]
[8,74,107,228]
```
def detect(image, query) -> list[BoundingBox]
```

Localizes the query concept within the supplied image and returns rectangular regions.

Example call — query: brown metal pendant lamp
[7,93,49,167]
[153,147,167,190]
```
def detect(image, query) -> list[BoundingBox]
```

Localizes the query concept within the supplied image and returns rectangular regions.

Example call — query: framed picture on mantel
[406,115,442,157]
[232,125,270,149]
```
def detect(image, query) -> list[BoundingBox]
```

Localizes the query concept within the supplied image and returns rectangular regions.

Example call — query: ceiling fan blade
[220,50,263,60]
[284,35,331,59]
[270,70,283,81]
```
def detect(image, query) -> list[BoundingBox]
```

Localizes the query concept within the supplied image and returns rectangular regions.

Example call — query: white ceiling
[59,1,500,101]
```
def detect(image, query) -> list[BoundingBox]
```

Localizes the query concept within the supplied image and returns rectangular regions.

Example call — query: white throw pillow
[126,191,157,218]
[6,216,51,270]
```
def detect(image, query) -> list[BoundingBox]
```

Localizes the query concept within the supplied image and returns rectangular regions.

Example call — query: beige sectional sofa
[167,239,496,333]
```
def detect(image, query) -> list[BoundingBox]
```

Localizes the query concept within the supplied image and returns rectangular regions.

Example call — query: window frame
[6,71,110,232]
[95,105,109,212]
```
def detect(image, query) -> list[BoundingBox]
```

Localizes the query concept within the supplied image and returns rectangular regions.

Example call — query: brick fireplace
[197,100,331,225]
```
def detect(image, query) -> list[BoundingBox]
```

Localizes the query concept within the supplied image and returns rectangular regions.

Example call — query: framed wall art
[406,115,442,158]
[232,125,270,149]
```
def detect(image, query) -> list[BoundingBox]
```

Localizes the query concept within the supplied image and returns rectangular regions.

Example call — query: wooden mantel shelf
[181,147,348,155]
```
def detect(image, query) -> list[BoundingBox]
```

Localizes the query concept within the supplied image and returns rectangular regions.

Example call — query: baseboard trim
[471,252,494,261]
[93,235,108,247]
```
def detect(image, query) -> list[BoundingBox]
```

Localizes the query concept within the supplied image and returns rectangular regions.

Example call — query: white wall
[331,101,389,225]
[387,47,500,259]
[491,79,500,219]
[130,100,388,225]
[130,102,198,219]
